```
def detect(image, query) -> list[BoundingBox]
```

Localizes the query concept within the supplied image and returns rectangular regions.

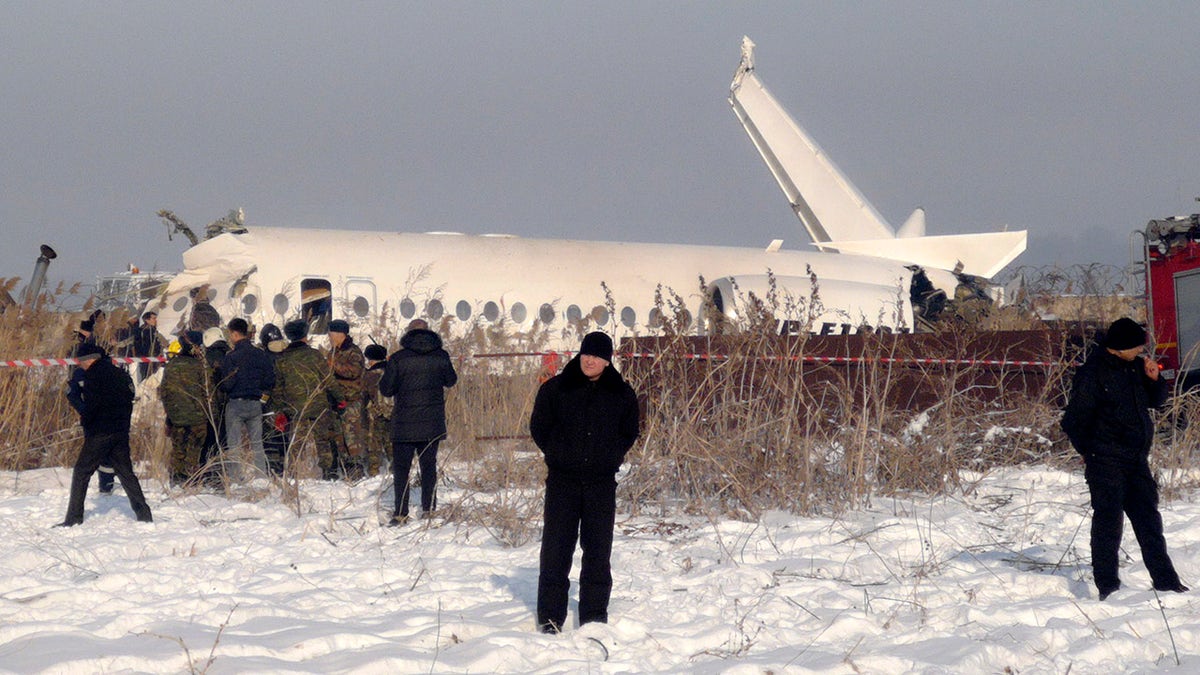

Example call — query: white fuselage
[154,226,917,351]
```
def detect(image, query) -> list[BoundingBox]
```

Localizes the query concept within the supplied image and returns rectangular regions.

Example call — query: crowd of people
[59,308,455,518]
[53,306,1190,631]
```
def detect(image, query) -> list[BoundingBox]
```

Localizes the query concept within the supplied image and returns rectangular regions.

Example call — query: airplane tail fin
[730,36,895,246]
[731,37,1027,279]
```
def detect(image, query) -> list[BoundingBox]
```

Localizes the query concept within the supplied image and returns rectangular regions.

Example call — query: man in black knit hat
[530,331,639,633]
[58,344,153,526]
[1062,317,1188,600]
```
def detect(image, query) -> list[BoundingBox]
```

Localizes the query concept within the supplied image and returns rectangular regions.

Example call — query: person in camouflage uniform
[271,319,342,479]
[159,331,210,484]
[326,320,366,478]
[361,343,390,476]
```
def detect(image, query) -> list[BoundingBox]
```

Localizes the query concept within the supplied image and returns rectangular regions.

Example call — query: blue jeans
[225,398,267,477]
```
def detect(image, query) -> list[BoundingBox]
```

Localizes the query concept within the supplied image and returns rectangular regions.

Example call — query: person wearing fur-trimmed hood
[529,331,640,634]
[379,320,458,523]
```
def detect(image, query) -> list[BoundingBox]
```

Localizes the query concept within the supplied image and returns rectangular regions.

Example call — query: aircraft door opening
[301,278,332,334]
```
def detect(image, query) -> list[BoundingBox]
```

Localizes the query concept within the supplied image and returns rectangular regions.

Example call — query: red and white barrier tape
[472,351,1060,368]
[6,352,1059,369]
[622,352,1059,367]
[0,356,167,368]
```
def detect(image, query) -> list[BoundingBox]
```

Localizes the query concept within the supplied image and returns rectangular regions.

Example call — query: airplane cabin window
[353,296,370,317]
[647,308,662,329]
[566,305,582,323]
[206,287,218,302]
[591,306,609,325]
[621,306,636,328]
[511,302,527,323]
[426,299,444,320]
[241,294,258,315]
[300,278,333,335]
[483,301,500,322]
[456,300,471,321]
[172,296,189,312]
[273,293,289,315]
[539,303,555,324]
[400,298,416,319]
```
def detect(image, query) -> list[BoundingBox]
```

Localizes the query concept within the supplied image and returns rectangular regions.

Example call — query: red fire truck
[1141,213,1200,387]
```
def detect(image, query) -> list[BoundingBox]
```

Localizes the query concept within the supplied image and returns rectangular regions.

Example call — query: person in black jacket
[67,318,116,495]
[1061,317,1188,600]
[221,318,277,478]
[59,344,153,526]
[378,319,458,524]
[132,311,165,380]
[529,332,640,633]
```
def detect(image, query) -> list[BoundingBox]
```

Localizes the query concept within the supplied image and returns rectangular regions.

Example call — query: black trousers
[537,473,617,632]
[65,431,152,525]
[392,440,438,516]
[1085,459,1180,592]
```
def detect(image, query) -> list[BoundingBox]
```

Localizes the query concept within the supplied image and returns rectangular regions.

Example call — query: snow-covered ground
[0,465,1197,673]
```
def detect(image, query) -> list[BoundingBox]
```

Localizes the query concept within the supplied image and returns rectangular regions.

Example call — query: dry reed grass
[2,263,1194,546]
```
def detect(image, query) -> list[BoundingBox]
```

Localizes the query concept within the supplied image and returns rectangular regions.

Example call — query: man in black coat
[221,318,277,478]
[1061,317,1188,600]
[529,331,640,633]
[132,311,165,380]
[59,344,153,526]
[67,318,115,495]
[378,319,458,523]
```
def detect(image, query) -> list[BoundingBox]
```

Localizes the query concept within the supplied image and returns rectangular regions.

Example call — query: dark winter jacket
[77,357,136,436]
[1061,348,1168,464]
[379,329,458,442]
[220,338,276,400]
[529,355,640,482]
[133,324,164,359]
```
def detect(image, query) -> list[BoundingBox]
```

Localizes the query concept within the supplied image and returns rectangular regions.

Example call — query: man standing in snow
[59,344,153,526]
[221,318,276,478]
[271,319,340,479]
[67,317,115,495]
[379,319,458,523]
[326,319,366,478]
[159,331,210,484]
[132,311,165,380]
[530,331,639,633]
[1061,317,1188,601]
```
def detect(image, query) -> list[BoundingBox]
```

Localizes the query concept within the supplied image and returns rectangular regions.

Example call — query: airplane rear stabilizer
[729,37,1025,278]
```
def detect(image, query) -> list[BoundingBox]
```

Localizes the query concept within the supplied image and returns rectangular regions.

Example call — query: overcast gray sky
[3,2,1199,292]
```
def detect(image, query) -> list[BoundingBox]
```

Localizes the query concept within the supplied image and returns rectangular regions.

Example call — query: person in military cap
[159,331,210,485]
[361,343,390,476]
[270,319,341,479]
[326,319,366,478]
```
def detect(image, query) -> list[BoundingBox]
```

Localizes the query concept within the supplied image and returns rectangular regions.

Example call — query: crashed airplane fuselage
[153,38,1026,350]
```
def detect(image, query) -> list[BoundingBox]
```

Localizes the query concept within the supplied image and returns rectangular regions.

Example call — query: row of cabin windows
[182,278,692,333]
